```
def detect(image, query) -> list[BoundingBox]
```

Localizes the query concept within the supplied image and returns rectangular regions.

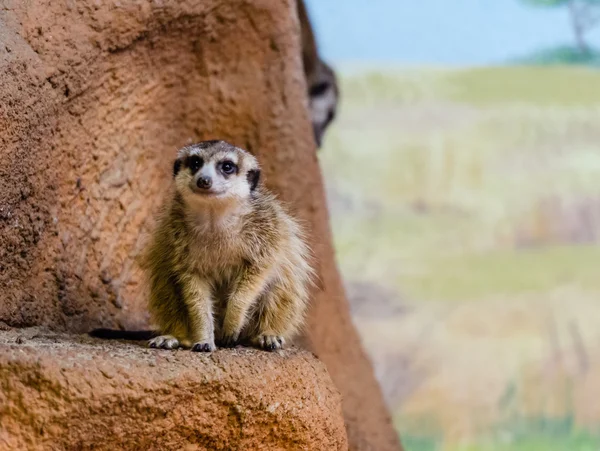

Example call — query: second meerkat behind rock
[142,140,313,352]
[297,0,339,148]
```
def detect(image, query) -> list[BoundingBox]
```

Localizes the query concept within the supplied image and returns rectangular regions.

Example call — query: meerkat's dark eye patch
[309,81,330,97]
[220,160,237,175]
[173,159,182,177]
[187,155,203,174]
[247,169,260,191]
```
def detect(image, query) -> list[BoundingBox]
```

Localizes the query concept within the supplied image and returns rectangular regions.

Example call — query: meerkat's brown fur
[140,140,313,352]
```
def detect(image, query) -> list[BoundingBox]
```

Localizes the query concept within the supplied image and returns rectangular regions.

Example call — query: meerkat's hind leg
[149,335,180,350]
[250,285,303,352]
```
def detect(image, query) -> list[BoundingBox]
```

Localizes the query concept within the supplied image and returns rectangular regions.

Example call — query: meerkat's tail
[89,328,158,341]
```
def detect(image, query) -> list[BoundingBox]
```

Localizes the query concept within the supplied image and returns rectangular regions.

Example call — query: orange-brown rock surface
[0,328,347,450]
[0,0,401,449]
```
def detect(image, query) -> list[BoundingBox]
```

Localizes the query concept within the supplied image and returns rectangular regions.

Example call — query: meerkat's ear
[247,169,260,191]
[173,158,182,177]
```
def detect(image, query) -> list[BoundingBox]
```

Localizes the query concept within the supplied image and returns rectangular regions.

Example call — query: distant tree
[522,0,600,53]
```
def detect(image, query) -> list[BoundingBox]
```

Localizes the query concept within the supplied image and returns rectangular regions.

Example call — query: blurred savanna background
[305,1,600,450]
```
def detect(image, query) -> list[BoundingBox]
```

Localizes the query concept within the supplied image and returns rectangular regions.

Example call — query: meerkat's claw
[148,335,180,350]
[220,333,240,348]
[255,335,285,351]
[191,341,216,352]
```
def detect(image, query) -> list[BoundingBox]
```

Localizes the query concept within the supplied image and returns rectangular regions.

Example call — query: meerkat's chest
[186,233,245,275]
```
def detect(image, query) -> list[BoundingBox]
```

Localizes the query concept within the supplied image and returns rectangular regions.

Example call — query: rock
[0,329,347,450]
[0,0,401,449]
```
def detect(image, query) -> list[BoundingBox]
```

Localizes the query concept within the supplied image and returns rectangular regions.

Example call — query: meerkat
[92,140,312,352]
[297,0,339,148]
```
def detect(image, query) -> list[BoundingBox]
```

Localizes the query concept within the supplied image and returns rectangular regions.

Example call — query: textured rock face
[0,328,347,450]
[0,0,401,449]
[1,0,309,332]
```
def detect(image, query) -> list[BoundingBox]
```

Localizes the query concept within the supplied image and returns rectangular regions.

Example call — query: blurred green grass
[341,66,600,106]
[400,414,600,451]
[319,66,600,450]
[322,65,600,302]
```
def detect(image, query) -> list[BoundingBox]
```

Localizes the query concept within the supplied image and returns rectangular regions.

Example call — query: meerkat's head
[308,60,339,148]
[172,140,260,208]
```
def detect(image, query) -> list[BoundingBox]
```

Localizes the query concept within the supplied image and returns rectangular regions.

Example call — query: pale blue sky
[304,0,600,65]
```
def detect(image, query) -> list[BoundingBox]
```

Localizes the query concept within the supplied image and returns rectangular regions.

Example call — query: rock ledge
[0,328,347,450]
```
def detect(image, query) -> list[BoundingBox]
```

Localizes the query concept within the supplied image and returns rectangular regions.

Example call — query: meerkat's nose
[313,123,323,148]
[197,176,212,189]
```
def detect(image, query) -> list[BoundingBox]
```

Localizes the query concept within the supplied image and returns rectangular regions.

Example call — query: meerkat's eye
[188,156,203,173]
[310,81,329,97]
[220,160,237,175]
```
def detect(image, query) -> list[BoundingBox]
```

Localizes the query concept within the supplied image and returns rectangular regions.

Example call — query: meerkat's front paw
[254,335,285,351]
[219,332,240,348]
[191,341,216,352]
[148,335,180,350]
